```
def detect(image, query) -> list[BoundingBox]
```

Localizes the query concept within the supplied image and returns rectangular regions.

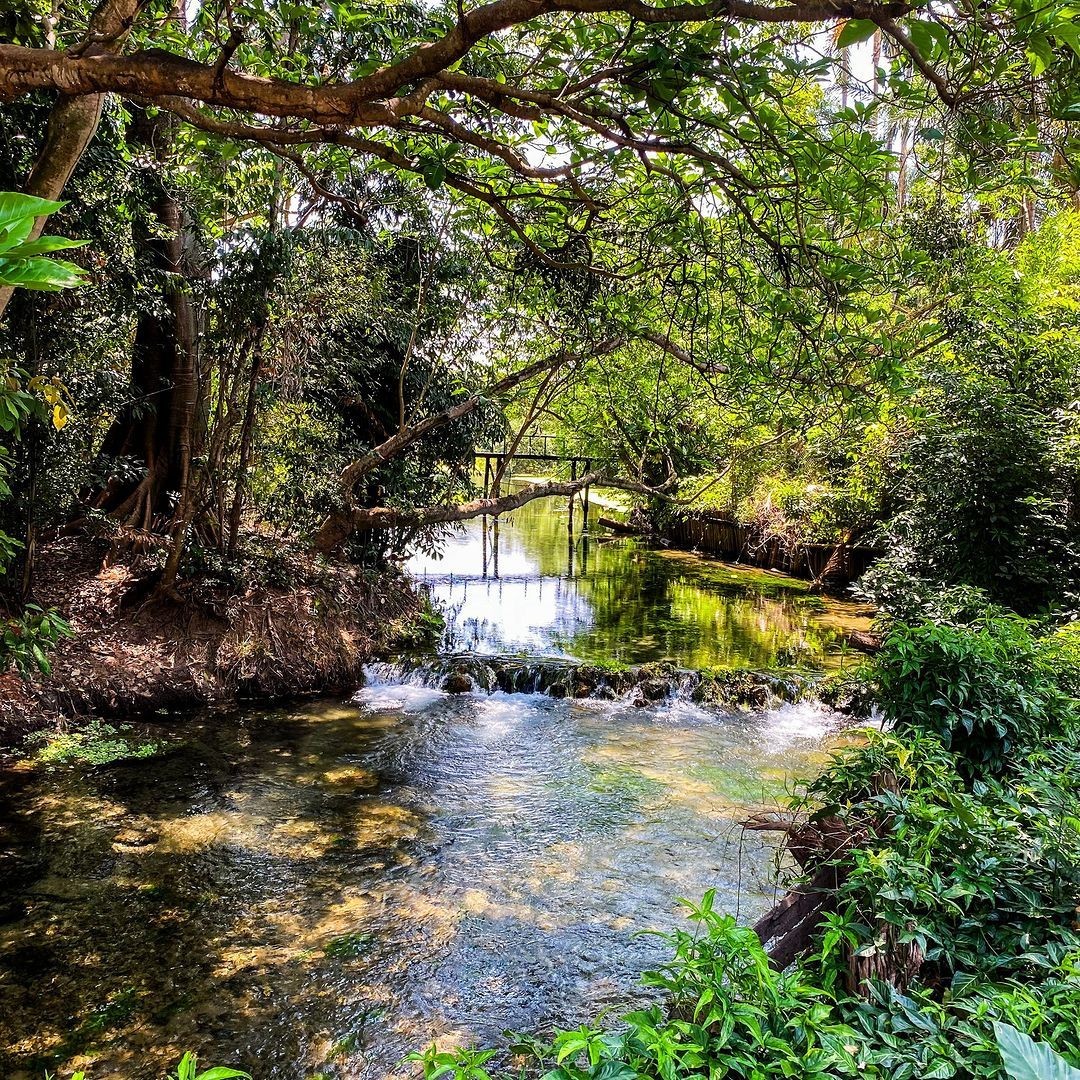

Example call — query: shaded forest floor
[0,536,421,745]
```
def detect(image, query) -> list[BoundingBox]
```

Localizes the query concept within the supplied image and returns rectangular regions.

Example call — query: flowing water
[0,496,872,1080]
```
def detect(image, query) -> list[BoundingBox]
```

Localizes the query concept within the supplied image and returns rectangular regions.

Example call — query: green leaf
[994,1022,1080,1080]
[0,256,86,290]
[907,19,948,57]
[421,161,447,190]
[0,191,64,233]
[836,19,878,47]
[1025,32,1055,76]
[1053,20,1080,59]
[5,235,89,257]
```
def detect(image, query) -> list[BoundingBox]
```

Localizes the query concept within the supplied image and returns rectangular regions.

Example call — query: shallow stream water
[0,497,871,1079]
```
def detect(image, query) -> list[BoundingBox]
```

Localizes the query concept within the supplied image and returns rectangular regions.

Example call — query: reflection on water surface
[409,493,871,668]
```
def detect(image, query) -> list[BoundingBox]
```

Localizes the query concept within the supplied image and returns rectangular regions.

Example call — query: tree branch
[0,0,147,321]
[0,0,915,123]
[309,336,625,551]
[331,470,675,535]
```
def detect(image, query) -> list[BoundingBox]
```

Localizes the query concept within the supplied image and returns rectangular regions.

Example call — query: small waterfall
[360,654,813,709]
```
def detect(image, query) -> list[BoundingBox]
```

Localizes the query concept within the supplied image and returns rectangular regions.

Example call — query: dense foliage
[0,190,85,672]
[0,0,1077,612]
[1,0,1080,1076]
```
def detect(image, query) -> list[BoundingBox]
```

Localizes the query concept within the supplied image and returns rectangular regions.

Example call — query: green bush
[1,603,70,675]
[862,366,1079,618]
[804,728,1080,984]
[413,893,870,1080]
[413,867,1080,1080]
[874,616,1076,770]
[62,1055,248,1080]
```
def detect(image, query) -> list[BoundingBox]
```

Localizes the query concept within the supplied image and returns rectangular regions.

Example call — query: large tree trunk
[93,109,203,581]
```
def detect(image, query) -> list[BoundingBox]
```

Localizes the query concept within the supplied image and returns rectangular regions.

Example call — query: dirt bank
[0,536,421,745]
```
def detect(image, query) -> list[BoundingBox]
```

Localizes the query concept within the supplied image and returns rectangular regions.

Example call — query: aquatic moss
[692,669,795,709]
[324,931,375,959]
[27,720,168,766]
[584,763,667,801]
[688,764,790,804]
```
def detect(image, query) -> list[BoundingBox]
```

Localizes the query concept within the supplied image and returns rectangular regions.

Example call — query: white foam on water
[759,700,838,751]
[471,693,544,738]
[353,683,447,712]
[483,689,560,707]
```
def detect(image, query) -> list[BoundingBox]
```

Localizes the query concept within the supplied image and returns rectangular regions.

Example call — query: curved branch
[0,0,915,122]
[309,336,626,551]
[332,470,675,535]
[877,17,957,109]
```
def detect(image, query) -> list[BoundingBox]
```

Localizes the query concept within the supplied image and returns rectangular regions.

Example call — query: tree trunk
[0,0,146,322]
[92,108,203,585]
[225,344,265,558]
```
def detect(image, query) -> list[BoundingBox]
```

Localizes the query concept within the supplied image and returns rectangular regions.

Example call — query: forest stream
[0,495,873,1080]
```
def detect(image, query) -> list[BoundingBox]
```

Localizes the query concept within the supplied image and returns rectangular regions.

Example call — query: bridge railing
[477,432,600,460]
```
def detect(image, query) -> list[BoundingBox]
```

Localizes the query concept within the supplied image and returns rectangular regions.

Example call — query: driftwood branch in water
[744,786,922,991]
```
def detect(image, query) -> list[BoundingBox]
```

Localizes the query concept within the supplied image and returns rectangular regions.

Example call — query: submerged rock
[690,669,805,709]
[639,678,670,702]
[817,669,876,719]
[441,671,474,694]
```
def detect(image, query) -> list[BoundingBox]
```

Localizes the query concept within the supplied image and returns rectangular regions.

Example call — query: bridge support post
[582,458,591,533]
[492,454,502,573]
[568,459,577,536]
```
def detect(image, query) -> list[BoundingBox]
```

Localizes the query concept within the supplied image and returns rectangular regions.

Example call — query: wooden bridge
[475,432,602,534]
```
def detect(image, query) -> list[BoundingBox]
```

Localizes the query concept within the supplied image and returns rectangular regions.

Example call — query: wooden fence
[664,513,879,584]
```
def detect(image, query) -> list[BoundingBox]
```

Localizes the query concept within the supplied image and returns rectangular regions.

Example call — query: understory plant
[873,614,1077,770]
[413,896,870,1080]
[50,1052,249,1080]
[0,191,84,675]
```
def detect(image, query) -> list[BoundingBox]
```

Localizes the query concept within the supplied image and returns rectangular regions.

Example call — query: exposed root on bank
[746,773,924,993]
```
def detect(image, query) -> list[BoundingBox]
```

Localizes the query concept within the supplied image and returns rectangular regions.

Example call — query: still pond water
[0,497,871,1080]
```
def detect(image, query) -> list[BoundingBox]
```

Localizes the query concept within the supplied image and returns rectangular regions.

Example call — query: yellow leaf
[52,403,67,430]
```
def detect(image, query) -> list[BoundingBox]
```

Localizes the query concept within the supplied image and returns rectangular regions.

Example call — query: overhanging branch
[334,470,676,535]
